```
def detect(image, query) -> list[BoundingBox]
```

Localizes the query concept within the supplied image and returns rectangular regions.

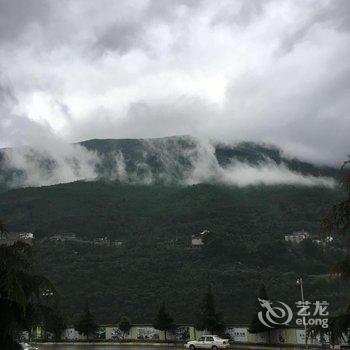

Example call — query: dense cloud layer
[0,0,349,165]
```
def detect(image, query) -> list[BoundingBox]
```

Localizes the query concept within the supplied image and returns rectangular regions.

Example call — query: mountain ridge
[0,135,346,324]
[0,135,340,191]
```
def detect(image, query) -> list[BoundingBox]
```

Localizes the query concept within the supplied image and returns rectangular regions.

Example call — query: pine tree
[118,315,131,339]
[0,219,8,239]
[0,239,56,349]
[44,306,66,341]
[197,287,224,335]
[75,303,98,340]
[153,302,175,340]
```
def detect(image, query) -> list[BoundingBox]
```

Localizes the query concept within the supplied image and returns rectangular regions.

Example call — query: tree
[308,304,350,346]
[44,305,66,341]
[118,315,131,339]
[0,219,8,239]
[324,157,350,238]
[0,236,56,349]
[196,287,224,335]
[153,302,175,340]
[323,160,350,278]
[75,303,98,340]
[320,160,350,345]
[249,283,272,343]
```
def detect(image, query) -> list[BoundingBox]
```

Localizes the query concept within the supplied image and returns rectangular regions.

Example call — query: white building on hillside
[0,232,34,246]
[191,229,209,247]
[191,235,204,247]
[284,230,310,244]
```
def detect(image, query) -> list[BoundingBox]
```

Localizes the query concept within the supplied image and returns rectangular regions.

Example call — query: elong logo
[258,299,293,328]
[258,299,329,329]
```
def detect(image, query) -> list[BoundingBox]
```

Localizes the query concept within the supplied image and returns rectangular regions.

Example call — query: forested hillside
[0,180,348,324]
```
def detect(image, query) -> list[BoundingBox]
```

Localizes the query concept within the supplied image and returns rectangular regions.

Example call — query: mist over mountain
[0,134,346,323]
[0,135,338,191]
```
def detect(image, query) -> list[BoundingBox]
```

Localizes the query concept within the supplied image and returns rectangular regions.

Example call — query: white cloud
[185,140,336,187]
[0,0,349,165]
[2,145,99,188]
[0,132,336,189]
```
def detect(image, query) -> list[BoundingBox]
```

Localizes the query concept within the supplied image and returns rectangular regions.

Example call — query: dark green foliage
[324,157,350,236]
[0,181,348,324]
[118,316,131,338]
[0,219,7,239]
[75,303,98,340]
[153,303,175,340]
[0,238,55,349]
[197,288,224,335]
[309,304,350,346]
[44,306,66,340]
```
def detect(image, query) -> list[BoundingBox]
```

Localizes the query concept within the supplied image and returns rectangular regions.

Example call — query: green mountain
[81,136,339,180]
[0,136,346,325]
[0,181,347,324]
[0,135,339,190]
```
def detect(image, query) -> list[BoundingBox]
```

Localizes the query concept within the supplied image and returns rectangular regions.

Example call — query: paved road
[38,346,175,350]
[37,346,315,350]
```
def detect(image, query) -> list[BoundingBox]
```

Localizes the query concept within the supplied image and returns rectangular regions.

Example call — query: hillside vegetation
[0,180,348,324]
[0,136,346,324]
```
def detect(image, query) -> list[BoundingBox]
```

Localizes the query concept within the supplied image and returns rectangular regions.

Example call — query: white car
[185,335,230,350]
[19,343,38,350]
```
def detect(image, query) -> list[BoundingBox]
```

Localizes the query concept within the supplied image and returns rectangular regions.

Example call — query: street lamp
[41,289,54,341]
[296,277,307,348]
[42,289,54,298]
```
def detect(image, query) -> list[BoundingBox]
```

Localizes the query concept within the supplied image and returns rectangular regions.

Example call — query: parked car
[185,335,230,350]
[19,343,38,350]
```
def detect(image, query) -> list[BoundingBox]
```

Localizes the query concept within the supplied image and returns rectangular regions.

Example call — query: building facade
[58,324,332,346]
[284,230,310,243]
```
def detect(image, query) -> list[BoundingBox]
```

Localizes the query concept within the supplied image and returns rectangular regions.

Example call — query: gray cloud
[95,22,147,56]
[92,0,202,56]
[0,0,49,42]
[0,0,349,167]
[277,0,350,55]
[211,0,272,27]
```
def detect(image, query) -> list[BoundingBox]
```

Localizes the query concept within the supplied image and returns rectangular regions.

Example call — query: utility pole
[297,277,308,348]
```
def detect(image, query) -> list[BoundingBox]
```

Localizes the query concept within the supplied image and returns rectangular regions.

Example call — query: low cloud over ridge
[0,137,336,189]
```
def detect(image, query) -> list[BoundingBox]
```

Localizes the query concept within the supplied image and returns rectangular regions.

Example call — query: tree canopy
[153,303,175,340]
[0,226,56,349]
[196,288,224,335]
[310,158,350,345]
[118,315,131,338]
[324,157,350,237]
[75,303,98,340]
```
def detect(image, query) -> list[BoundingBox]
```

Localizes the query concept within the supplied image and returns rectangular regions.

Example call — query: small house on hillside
[49,232,77,242]
[94,237,110,245]
[191,229,210,247]
[284,230,310,244]
[0,232,34,246]
[191,236,204,247]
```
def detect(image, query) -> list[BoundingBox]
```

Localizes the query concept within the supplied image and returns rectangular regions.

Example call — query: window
[199,337,205,341]
[206,337,214,341]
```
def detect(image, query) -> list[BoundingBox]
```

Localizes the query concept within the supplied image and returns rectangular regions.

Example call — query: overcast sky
[0,0,349,164]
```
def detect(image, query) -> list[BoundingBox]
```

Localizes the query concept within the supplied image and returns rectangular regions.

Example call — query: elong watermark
[258,299,329,329]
